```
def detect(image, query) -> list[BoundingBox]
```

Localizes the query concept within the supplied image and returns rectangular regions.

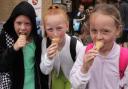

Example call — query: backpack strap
[70,36,77,62]
[119,47,128,79]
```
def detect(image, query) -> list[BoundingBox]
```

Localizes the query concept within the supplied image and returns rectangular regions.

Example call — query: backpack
[85,43,128,86]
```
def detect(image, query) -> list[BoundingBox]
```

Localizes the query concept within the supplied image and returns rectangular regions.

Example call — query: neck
[27,36,33,43]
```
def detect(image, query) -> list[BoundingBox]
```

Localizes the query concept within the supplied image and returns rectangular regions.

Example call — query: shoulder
[0,31,7,50]
[76,39,83,47]
[0,30,6,42]
[68,35,83,46]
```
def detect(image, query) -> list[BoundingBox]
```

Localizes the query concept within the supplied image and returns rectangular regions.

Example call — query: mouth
[19,32,27,35]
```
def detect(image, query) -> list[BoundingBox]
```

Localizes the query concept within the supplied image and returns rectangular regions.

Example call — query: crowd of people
[0,0,128,89]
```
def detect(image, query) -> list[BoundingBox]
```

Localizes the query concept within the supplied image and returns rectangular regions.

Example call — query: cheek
[24,26,32,36]
[100,35,115,46]
[45,31,54,39]
[90,32,96,42]
[59,32,65,38]
[14,24,19,35]
[45,31,53,38]
[59,32,65,43]
[90,33,113,44]
[106,35,116,42]
[28,27,32,33]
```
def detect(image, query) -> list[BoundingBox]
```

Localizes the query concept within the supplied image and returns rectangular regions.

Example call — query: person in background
[73,4,86,35]
[118,0,128,47]
[73,22,92,45]
[0,1,48,89]
[40,5,83,89]
[70,4,128,89]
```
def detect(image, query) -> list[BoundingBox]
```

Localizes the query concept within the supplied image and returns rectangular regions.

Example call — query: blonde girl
[70,4,128,89]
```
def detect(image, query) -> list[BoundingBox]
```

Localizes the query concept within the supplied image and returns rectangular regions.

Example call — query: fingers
[18,35,27,47]
[47,43,58,59]
[82,48,98,73]
[13,35,27,51]
[48,51,58,59]
[84,48,98,63]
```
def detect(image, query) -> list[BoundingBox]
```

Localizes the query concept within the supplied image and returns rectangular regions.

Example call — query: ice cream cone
[95,41,104,51]
[52,37,60,44]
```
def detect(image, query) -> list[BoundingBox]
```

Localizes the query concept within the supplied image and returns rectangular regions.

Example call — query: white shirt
[40,34,83,79]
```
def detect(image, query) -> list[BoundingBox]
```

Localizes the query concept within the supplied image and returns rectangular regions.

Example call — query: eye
[56,26,63,31]
[16,22,22,25]
[46,28,53,32]
[25,22,31,26]
[90,28,97,33]
[102,29,110,34]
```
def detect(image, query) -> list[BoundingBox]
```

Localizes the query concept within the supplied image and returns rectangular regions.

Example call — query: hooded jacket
[0,1,48,89]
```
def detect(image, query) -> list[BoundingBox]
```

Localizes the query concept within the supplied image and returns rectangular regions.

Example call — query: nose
[96,32,103,40]
[19,24,26,34]
[21,24,26,30]
[53,29,58,37]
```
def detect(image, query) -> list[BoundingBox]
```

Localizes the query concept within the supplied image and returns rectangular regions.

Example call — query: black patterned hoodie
[0,1,48,89]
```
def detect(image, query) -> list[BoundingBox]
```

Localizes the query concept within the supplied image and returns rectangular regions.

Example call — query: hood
[2,1,38,41]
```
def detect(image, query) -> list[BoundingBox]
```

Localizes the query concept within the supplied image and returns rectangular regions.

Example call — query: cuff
[78,69,90,82]
[44,53,55,65]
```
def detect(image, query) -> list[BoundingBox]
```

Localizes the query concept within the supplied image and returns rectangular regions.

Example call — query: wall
[0,0,53,22]
[0,0,23,22]
[42,0,52,17]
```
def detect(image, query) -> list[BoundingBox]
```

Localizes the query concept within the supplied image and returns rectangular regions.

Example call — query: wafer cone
[52,37,60,44]
[52,37,60,54]
[19,32,27,42]
[19,34,26,39]
[95,41,104,51]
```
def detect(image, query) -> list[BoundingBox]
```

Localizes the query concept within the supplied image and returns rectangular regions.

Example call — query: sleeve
[76,40,83,57]
[0,34,18,71]
[70,46,91,89]
[40,39,55,75]
[120,66,128,89]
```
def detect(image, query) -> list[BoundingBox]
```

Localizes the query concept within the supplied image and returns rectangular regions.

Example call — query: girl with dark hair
[0,1,48,89]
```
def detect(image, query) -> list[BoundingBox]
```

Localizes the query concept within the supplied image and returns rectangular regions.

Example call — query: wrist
[81,65,89,74]
[13,45,19,51]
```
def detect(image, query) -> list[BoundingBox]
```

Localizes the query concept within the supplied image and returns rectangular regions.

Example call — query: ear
[65,22,69,32]
[116,25,122,38]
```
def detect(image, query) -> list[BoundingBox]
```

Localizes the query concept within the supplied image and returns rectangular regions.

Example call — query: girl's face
[89,13,120,51]
[14,15,32,37]
[44,14,69,44]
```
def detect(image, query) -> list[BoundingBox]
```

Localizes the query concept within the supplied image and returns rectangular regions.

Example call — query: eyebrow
[48,5,59,10]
